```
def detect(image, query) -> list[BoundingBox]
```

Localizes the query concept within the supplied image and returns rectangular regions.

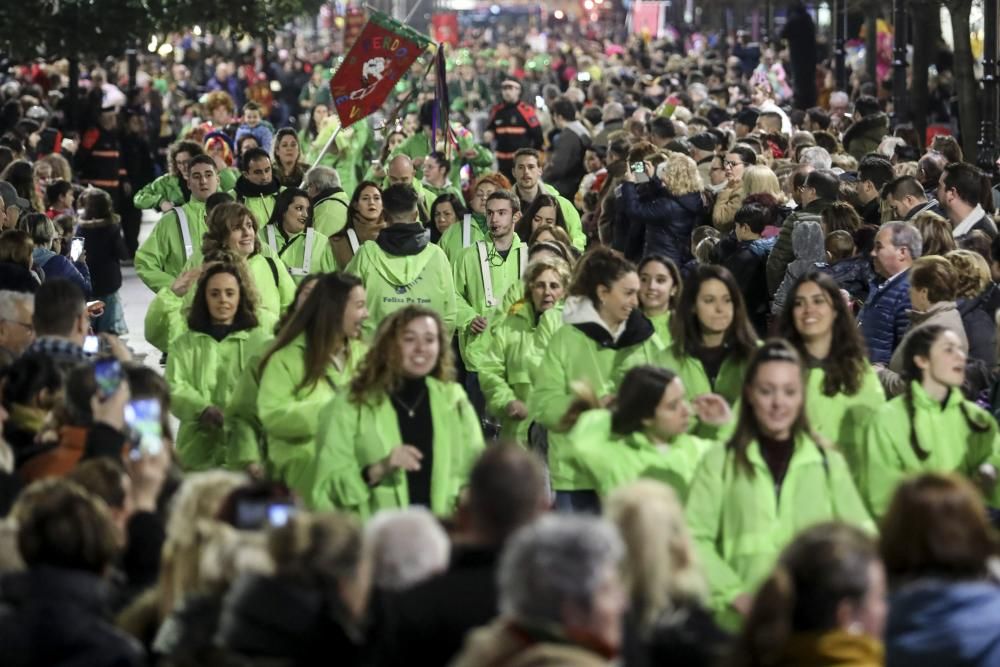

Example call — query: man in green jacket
[511,148,586,250]
[305,165,351,237]
[346,184,458,338]
[134,155,219,293]
[421,151,465,205]
[234,146,282,226]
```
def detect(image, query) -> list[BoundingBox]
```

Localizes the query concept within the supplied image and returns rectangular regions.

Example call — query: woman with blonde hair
[741,164,787,205]
[304,306,484,517]
[608,480,730,666]
[911,211,956,257]
[947,249,999,367]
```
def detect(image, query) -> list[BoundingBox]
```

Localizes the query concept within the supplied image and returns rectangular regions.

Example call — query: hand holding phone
[70,237,85,262]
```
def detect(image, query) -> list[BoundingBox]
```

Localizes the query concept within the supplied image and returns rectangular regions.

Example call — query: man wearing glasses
[485,79,543,183]
[0,290,34,367]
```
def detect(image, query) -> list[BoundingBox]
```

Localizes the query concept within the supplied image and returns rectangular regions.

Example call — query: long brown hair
[202,201,261,257]
[259,273,363,393]
[726,340,818,476]
[187,262,259,334]
[670,264,758,361]
[349,306,454,405]
[779,271,868,396]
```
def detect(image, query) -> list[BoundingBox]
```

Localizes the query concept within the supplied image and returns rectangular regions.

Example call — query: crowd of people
[0,14,997,666]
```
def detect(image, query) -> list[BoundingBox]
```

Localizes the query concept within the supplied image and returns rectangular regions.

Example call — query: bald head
[388,154,414,186]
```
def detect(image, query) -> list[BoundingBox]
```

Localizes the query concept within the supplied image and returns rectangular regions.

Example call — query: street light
[977,0,999,174]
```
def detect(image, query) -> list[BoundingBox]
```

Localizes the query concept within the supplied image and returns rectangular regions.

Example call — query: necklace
[391,386,427,418]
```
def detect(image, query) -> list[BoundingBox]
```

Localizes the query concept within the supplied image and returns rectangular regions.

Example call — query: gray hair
[499,514,623,626]
[366,507,450,592]
[0,290,33,322]
[882,220,923,259]
[799,146,832,171]
[602,102,625,122]
[304,165,341,191]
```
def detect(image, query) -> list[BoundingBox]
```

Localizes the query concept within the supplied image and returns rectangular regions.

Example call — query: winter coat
[439,213,489,264]
[776,631,884,667]
[711,184,743,234]
[166,326,270,470]
[345,233,458,339]
[77,216,128,296]
[958,283,1000,367]
[857,269,911,365]
[772,220,827,315]
[473,300,564,443]
[859,381,1000,517]
[766,198,832,294]
[686,433,874,622]
[0,261,37,293]
[805,363,885,471]
[843,113,891,161]
[879,300,968,397]
[619,178,703,267]
[543,120,592,200]
[452,619,613,667]
[223,337,272,470]
[304,377,484,517]
[234,176,282,227]
[32,247,91,297]
[529,297,664,491]
[132,169,239,210]
[571,408,714,500]
[261,222,337,283]
[135,198,209,292]
[0,567,144,666]
[715,235,774,335]
[826,255,877,306]
[258,335,367,496]
[886,579,1000,667]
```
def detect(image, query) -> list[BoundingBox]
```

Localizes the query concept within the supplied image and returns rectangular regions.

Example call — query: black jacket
[375,545,501,667]
[77,217,128,295]
[826,254,877,306]
[958,282,1000,367]
[618,178,703,266]
[714,235,773,336]
[0,567,145,666]
[543,120,590,200]
[0,261,38,293]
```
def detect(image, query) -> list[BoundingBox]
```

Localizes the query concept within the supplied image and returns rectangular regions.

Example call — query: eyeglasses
[723,160,743,168]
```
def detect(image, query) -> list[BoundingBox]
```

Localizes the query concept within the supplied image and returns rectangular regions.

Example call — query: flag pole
[299,125,343,188]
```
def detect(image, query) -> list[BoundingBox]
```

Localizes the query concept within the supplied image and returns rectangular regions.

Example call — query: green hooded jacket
[224,335,273,470]
[134,199,209,293]
[686,433,874,624]
[571,409,715,500]
[258,335,368,496]
[303,377,485,518]
[346,241,458,339]
[541,183,587,251]
[166,326,270,470]
[439,213,488,264]
[132,168,238,210]
[313,190,351,237]
[240,191,280,227]
[472,300,564,443]
[261,223,337,283]
[860,381,1000,518]
[653,346,753,436]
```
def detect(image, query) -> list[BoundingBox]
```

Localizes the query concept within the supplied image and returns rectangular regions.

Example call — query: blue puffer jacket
[857,269,910,364]
[619,178,703,266]
[32,248,92,298]
[886,579,1000,667]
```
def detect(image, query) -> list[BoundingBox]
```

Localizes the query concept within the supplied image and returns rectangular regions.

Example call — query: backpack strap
[292,228,316,277]
[175,206,194,259]
[265,225,279,255]
[264,256,280,287]
[518,244,529,278]
[477,241,498,308]
[347,228,360,253]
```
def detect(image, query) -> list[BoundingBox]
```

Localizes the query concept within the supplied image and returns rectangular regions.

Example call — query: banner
[432,13,459,46]
[330,11,433,129]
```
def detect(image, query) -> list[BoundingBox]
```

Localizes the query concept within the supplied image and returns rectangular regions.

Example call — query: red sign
[432,13,459,46]
[330,11,432,129]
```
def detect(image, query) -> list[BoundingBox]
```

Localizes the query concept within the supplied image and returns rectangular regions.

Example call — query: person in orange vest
[76,105,125,209]
[485,78,543,183]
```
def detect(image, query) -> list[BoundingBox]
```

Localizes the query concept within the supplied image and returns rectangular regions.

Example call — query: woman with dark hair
[531,247,664,512]
[262,187,336,282]
[572,365,728,500]
[429,192,466,244]
[729,522,885,666]
[860,325,1000,518]
[880,473,1000,666]
[658,264,759,434]
[686,340,872,624]
[778,271,885,468]
[77,187,129,334]
[166,262,269,470]
[258,273,369,495]
[514,193,568,244]
[271,128,308,187]
[304,306,484,516]
[638,255,682,347]
[330,180,385,270]
[363,128,407,183]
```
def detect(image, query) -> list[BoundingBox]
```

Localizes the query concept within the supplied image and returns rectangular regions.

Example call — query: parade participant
[271,128,309,188]
[262,187,336,283]
[475,256,571,442]
[305,165,351,238]
[571,365,726,500]
[258,273,368,495]
[686,340,873,624]
[429,193,465,244]
[166,262,269,470]
[133,141,236,211]
[530,247,664,512]
[778,272,885,468]
[135,155,219,293]
[485,78,543,182]
[438,172,509,263]
[346,184,457,338]
[514,194,569,245]
[330,180,385,270]
[511,148,586,250]
[656,264,758,434]
[233,147,282,226]
[304,306,484,516]
[859,325,1000,518]
[638,255,682,348]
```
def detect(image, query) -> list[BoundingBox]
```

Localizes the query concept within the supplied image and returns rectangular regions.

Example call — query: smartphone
[234,499,297,530]
[83,335,100,355]
[70,237,84,262]
[535,95,546,109]
[631,161,649,183]
[93,358,122,399]
[577,71,591,82]
[125,398,163,461]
